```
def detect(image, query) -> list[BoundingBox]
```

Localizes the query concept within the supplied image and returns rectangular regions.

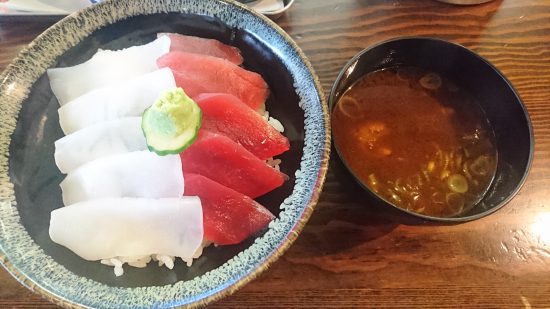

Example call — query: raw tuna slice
[157,51,268,112]
[195,93,289,160]
[184,173,274,245]
[180,130,285,198]
[158,33,243,65]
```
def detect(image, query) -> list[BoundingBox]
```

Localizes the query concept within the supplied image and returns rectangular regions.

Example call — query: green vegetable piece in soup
[447,174,468,193]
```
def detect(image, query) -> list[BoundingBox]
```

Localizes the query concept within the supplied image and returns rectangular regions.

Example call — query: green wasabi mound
[142,87,202,155]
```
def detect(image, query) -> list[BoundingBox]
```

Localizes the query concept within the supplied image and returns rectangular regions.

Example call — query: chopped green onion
[447,174,468,193]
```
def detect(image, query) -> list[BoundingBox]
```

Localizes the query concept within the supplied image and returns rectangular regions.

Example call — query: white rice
[262,110,285,171]
[100,241,211,276]
[262,111,285,133]
[266,157,282,172]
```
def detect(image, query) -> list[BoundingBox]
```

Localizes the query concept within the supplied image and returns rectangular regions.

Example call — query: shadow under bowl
[329,37,533,222]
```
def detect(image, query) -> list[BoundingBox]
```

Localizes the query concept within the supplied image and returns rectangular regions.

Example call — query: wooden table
[2,0,550,307]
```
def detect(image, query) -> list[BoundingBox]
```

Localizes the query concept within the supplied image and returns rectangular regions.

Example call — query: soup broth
[332,67,497,217]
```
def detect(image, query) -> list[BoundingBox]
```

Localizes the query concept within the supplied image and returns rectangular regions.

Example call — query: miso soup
[332,67,497,217]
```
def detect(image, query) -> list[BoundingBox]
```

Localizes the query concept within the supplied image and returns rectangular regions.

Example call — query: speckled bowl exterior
[0,0,330,308]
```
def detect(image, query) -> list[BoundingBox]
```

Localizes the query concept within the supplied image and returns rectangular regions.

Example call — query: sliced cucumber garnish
[142,87,202,155]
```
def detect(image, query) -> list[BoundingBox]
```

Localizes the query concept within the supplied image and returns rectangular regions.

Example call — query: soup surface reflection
[332,67,497,217]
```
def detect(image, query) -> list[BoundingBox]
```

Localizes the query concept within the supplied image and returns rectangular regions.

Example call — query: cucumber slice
[142,87,202,155]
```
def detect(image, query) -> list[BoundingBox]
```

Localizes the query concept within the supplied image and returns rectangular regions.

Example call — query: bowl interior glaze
[330,37,533,222]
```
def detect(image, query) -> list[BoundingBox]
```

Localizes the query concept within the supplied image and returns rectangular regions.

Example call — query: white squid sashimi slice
[60,151,183,206]
[58,67,176,134]
[54,117,146,174]
[48,35,171,105]
[49,197,203,261]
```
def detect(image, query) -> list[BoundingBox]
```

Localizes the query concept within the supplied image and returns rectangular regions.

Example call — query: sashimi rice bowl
[0,1,329,308]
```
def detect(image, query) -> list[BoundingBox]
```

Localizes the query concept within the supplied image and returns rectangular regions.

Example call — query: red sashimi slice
[180,130,285,198]
[184,173,275,245]
[195,93,290,160]
[158,33,243,65]
[157,51,268,112]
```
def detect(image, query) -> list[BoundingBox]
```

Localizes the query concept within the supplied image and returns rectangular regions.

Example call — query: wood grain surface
[2,0,550,308]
